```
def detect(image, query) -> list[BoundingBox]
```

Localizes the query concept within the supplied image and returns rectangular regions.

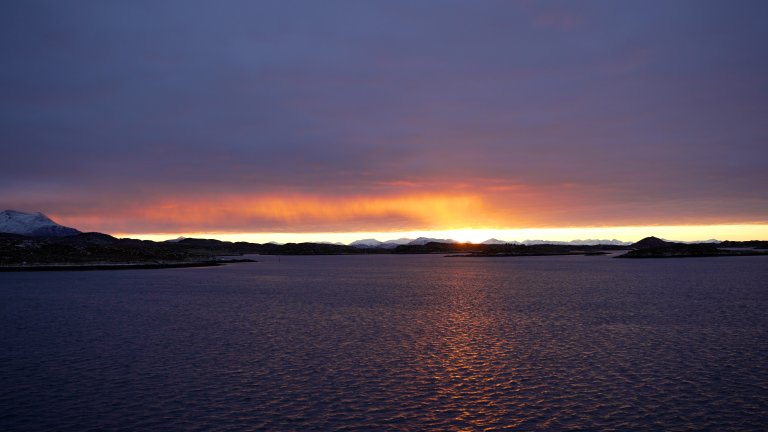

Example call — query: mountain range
[1,210,766,267]
[350,237,633,247]
[350,237,460,248]
[0,210,698,247]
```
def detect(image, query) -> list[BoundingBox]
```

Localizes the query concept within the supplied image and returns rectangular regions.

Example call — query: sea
[1,254,767,431]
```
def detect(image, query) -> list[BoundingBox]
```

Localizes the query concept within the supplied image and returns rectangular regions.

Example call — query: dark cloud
[1,0,767,232]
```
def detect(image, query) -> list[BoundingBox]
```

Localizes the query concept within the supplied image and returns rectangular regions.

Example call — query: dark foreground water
[1,255,767,431]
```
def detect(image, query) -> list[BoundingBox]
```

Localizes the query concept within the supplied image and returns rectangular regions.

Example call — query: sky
[1,0,767,243]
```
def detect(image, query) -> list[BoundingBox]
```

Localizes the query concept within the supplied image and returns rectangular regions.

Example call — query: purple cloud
[1,0,767,233]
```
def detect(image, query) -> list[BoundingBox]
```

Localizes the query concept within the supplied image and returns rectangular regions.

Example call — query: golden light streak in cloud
[139,194,491,228]
[62,193,510,234]
[52,187,768,243]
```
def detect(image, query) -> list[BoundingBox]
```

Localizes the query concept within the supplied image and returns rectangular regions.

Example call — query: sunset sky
[2,1,767,243]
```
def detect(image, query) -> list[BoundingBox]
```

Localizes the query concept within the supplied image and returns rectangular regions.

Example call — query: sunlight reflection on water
[1,254,768,430]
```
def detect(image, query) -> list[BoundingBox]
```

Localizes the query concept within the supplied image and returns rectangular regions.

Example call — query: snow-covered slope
[350,238,414,249]
[350,237,455,248]
[407,237,457,246]
[481,238,519,245]
[521,239,631,246]
[350,236,632,248]
[383,238,414,246]
[350,238,384,248]
[0,210,81,237]
[164,236,188,243]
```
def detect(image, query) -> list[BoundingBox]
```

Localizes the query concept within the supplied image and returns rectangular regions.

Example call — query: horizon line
[111,223,768,245]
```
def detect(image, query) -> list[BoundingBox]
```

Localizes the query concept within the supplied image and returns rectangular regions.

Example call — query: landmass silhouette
[1,210,766,270]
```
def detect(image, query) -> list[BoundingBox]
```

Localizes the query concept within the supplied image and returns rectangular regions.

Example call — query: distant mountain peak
[350,238,383,247]
[520,239,631,246]
[0,210,81,237]
[481,238,510,245]
[350,238,415,249]
[407,237,457,245]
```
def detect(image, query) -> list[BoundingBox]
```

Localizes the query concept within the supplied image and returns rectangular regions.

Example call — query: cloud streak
[48,193,489,233]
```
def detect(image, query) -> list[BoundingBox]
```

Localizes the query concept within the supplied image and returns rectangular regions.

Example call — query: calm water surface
[1,255,767,430]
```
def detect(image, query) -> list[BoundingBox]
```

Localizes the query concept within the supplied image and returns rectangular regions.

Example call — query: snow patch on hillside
[0,210,81,237]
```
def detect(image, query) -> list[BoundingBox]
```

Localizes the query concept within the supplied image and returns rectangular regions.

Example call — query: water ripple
[1,255,768,430]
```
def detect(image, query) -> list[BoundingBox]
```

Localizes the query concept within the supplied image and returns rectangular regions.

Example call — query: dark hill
[177,238,230,247]
[631,236,676,249]
[57,232,120,246]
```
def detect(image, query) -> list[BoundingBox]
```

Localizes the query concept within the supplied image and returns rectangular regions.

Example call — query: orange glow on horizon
[50,188,768,242]
[56,192,519,234]
[137,193,496,228]
[114,224,768,245]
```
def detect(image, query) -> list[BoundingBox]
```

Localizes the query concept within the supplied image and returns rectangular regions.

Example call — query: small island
[615,236,768,258]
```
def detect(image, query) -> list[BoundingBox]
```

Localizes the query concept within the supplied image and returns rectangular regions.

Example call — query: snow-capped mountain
[480,238,520,245]
[572,239,632,246]
[385,238,413,244]
[350,238,415,249]
[350,238,384,248]
[521,239,631,246]
[350,237,456,248]
[0,210,81,237]
[164,236,188,243]
[661,238,721,244]
[350,236,631,248]
[407,237,456,246]
[380,238,416,247]
[479,238,631,246]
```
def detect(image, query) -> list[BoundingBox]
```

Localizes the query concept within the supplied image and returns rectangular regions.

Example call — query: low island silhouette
[1,210,767,271]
